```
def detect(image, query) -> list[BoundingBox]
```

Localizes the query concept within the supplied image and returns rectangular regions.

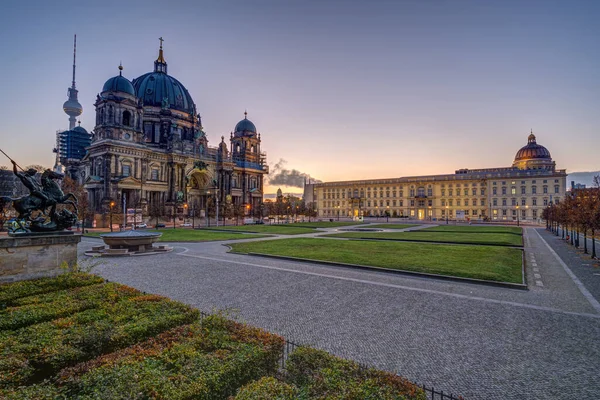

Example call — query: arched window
[122,110,131,126]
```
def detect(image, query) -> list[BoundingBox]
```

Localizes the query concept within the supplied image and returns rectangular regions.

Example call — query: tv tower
[62,34,83,130]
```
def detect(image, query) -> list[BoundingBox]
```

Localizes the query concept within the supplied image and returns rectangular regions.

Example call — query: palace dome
[514,133,551,161]
[234,112,257,134]
[102,74,135,96]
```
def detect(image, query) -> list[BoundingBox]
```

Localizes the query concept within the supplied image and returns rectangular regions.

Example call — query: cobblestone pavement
[79,226,600,400]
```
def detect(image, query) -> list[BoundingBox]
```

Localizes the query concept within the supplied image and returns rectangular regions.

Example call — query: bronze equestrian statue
[2,160,78,233]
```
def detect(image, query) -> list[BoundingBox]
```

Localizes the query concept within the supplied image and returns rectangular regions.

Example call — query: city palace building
[79,39,268,224]
[305,133,566,222]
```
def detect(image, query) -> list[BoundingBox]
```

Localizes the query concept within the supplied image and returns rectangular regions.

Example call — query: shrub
[51,317,283,399]
[0,283,141,331]
[0,295,199,387]
[286,347,427,400]
[0,273,104,308]
[233,377,299,400]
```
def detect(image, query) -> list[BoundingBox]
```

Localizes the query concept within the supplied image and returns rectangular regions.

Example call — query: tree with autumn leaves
[544,176,600,259]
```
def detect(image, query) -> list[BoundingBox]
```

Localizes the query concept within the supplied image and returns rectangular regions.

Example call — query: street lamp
[337,205,340,221]
[183,203,188,228]
[109,201,115,232]
[516,205,520,227]
[446,205,449,224]
[386,206,389,222]
[192,204,195,229]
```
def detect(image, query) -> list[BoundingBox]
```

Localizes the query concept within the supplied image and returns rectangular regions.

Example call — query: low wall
[0,233,81,283]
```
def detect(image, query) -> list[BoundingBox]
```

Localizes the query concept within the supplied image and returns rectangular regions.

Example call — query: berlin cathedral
[60,39,268,225]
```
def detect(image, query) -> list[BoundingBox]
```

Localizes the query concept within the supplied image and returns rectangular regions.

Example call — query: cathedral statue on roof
[80,39,268,225]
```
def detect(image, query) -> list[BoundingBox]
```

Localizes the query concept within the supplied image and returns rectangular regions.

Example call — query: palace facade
[306,133,566,222]
[80,41,268,223]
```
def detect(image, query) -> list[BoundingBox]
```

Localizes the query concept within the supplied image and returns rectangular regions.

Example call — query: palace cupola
[512,131,555,171]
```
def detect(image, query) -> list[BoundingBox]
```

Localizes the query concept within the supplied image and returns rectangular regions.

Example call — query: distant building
[570,181,586,190]
[306,132,567,222]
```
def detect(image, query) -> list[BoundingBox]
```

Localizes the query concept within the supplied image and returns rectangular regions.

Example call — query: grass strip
[362,224,418,230]
[199,225,317,235]
[324,231,523,247]
[229,238,523,283]
[0,293,198,387]
[85,230,271,241]
[0,283,141,331]
[0,273,105,308]
[420,225,523,235]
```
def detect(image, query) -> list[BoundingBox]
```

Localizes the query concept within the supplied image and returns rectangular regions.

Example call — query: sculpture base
[0,233,81,283]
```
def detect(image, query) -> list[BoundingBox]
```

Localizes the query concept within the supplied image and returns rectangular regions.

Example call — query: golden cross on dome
[159,37,164,49]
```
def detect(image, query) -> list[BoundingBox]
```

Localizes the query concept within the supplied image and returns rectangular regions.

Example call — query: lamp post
[109,201,115,232]
[183,203,188,228]
[386,206,389,222]
[516,205,520,227]
[192,204,195,229]
[446,205,449,224]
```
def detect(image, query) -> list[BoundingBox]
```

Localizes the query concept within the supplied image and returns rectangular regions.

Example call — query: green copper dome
[234,113,257,134]
[102,75,135,96]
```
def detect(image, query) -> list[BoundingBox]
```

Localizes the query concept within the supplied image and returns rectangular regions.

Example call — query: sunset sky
[0,0,598,193]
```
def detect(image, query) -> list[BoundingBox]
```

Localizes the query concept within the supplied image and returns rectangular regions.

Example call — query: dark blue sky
[1,0,597,189]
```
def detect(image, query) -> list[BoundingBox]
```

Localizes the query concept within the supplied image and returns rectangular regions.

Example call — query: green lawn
[198,225,317,235]
[324,231,522,246]
[420,225,523,235]
[229,238,523,283]
[362,224,417,230]
[84,229,270,241]
[276,221,364,228]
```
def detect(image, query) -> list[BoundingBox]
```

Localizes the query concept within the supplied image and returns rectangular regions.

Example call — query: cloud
[268,159,321,188]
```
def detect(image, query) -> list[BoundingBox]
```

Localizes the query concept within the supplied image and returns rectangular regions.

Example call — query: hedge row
[1,316,284,400]
[0,294,198,386]
[0,273,104,307]
[0,283,141,331]
[233,347,427,400]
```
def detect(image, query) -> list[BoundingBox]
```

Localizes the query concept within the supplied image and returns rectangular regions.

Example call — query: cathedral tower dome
[234,111,257,136]
[102,65,135,95]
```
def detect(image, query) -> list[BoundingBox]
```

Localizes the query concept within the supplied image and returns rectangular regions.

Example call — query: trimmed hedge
[286,347,427,400]
[1,317,284,400]
[0,283,141,331]
[0,294,198,386]
[0,273,104,308]
[233,377,299,400]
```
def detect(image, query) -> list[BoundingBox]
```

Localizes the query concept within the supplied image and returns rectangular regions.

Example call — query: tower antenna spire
[72,34,77,89]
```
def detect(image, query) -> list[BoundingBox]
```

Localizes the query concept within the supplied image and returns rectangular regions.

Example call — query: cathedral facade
[307,133,567,222]
[82,41,268,223]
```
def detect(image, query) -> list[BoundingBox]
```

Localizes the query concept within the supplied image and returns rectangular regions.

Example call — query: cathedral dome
[132,72,195,113]
[234,112,257,134]
[102,74,135,96]
[514,133,551,161]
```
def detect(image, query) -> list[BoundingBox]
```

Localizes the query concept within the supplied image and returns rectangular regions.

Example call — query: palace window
[427,188,433,196]
[554,185,559,193]
[449,189,453,196]
[151,169,159,180]
[393,191,396,197]
[122,164,131,177]
[399,200,403,207]
[393,200,397,206]
[511,198,516,206]
[493,199,498,206]
[342,192,345,199]
[464,189,468,196]
[480,188,485,196]
[543,180,547,184]
[464,210,469,216]
[543,198,548,206]
[533,209,538,218]
[441,189,446,196]
[480,199,485,206]
[428,200,432,206]
[464,199,469,206]
[122,110,131,126]
[410,200,415,207]
[441,199,446,206]
[502,209,507,216]
[417,187,425,197]
[449,199,453,206]
[418,200,425,207]
[532,186,537,194]
[457,200,461,206]
[367,201,371,207]
[543,186,548,194]
[472,188,476,196]
[521,187,526,194]
[492,188,497,195]
[410,189,415,196]
[532,198,537,206]
[521,198,526,206]
[502,198,507,206]
[502,187,507,195]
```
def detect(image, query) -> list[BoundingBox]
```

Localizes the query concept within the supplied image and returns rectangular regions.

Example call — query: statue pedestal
[0,233,81,283]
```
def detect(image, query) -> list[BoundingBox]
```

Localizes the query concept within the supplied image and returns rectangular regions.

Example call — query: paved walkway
[79,225,600,400]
